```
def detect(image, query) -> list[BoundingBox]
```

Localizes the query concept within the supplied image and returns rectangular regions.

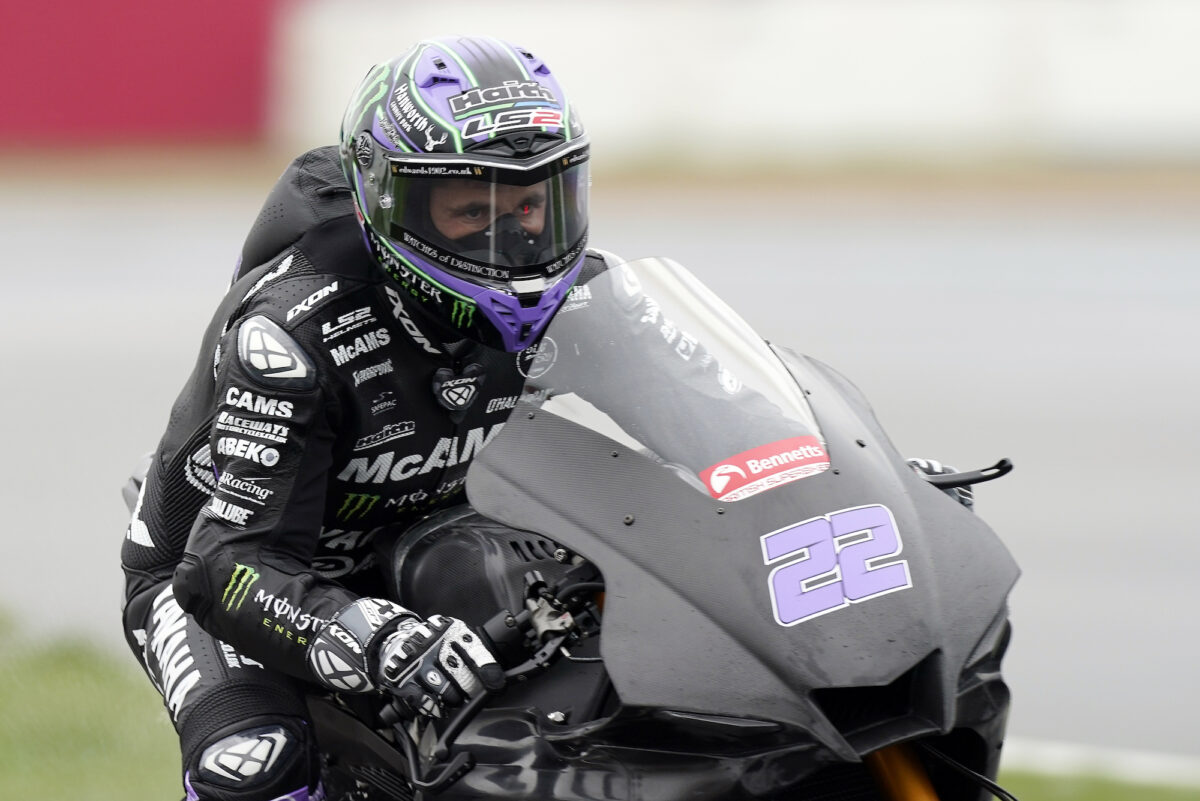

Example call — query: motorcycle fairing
[466,259,1018,760]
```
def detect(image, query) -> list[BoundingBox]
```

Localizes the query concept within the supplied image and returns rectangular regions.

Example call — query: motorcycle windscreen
[508,256,829,501]
[467,257,1018,751]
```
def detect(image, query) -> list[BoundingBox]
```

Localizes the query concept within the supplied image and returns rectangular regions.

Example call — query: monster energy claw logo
[451,300,475,329]
[222,564,261,612]
[338,493,381,521]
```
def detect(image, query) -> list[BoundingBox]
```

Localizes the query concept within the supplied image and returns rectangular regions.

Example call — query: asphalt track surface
[3,165,1197,759]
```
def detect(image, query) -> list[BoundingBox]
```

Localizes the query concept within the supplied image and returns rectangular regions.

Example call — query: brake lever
[409,751,475,794]
[924,457,1013,489]
[504,631,570,679]
[394,711,477,794]
[430,687,497,762]
[386,686,494,794]
[392,631,571,792]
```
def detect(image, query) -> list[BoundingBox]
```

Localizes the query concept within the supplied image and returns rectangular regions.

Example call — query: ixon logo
[286,281,339,321]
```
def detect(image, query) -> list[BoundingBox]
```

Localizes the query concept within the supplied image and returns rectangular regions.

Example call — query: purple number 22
[760,504,912,626]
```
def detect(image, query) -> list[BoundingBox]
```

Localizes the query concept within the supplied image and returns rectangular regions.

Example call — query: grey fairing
[467,345,1019,758]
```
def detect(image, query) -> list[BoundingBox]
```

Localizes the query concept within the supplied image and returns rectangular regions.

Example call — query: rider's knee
[183,717,318,801]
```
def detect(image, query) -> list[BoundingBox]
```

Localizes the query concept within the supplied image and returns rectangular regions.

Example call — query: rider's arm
[170,305,499,702]
[170,309,395,684]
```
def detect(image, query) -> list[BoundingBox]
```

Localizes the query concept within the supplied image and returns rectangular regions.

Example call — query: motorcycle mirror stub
[924,458,1014,490]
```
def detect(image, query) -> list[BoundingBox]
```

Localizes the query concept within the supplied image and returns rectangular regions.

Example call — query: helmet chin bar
[365,224,584,353]
[475,259,583,352]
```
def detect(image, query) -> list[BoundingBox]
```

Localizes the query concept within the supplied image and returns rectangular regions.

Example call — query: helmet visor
[366,150,589,288]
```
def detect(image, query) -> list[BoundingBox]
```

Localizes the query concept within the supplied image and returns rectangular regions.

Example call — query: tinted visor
[369,150,589,287]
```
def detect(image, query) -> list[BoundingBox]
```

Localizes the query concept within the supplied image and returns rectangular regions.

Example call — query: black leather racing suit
[119,147,773,801]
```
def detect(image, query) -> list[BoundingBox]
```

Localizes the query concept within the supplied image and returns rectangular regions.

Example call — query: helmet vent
[515,47,550,76]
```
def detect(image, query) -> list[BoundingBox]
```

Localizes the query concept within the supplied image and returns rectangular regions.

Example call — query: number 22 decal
[760,504,912,626]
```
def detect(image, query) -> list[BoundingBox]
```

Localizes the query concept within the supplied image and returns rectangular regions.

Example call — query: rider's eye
[518,194,545,216]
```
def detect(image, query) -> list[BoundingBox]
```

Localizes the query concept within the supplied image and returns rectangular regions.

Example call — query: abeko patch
[700,436,830,502]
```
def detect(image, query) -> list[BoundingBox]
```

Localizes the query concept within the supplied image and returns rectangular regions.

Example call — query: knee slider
[186,718,315,801]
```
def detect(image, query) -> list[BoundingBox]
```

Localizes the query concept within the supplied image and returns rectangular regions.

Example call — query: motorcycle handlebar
[389,568,600,794]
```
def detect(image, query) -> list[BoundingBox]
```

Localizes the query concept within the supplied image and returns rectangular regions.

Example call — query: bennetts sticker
[701,436,831,502]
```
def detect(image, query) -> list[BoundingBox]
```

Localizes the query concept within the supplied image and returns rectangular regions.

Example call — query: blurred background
[2,0,1199,792]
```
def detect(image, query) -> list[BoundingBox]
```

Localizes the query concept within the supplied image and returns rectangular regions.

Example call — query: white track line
[1003,738,1200,788]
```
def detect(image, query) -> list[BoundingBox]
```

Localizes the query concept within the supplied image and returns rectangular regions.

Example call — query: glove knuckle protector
[306,598,414,693]
[376,614,503,718]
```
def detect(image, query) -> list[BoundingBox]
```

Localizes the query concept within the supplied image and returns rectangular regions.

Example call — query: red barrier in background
[0,1,281,143]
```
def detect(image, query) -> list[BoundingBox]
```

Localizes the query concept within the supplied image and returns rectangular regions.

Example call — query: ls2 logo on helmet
[461,108,564,139]
[761,504,912,626]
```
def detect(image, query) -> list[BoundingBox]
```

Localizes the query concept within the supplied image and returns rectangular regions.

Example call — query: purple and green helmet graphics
[339,36,589,352]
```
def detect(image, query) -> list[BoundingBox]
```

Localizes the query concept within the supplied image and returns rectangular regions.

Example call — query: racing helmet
[339,36,589,352]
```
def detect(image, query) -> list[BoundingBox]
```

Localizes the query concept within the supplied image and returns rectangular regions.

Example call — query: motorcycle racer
[119,32,974,801]
[118,36,602,801]
[120,35,775,801]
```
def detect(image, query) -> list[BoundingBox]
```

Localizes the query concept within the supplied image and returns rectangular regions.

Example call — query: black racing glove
[306,599,503,719]
[376,615,505,718]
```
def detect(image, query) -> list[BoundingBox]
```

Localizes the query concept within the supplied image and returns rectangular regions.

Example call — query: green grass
[0,627,180,800]
[0,624,1196,800]
[999,771,1200,800]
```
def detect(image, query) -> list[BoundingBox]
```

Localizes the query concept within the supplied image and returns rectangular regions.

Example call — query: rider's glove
[307,598,415,693]
[307,600,504,714]
[376,615,505,718]
[907,457,975,510]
